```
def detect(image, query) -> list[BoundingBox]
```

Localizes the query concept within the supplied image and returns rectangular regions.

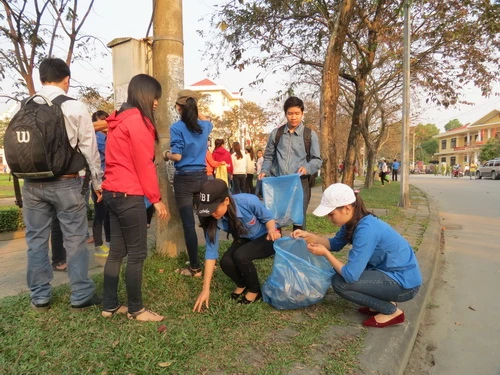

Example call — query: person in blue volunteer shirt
[164,89,212,277]
[192,179,281,312]
[292,183,422,328]
[392,159,400,182]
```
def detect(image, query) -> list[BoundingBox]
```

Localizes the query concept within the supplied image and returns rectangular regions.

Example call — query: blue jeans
[332,270,420,314]
[102,191,148,313]
[23,178,95,306]
[173,171,207,269]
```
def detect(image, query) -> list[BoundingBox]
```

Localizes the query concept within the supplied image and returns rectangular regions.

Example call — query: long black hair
[245,146,254,161]
[344,192,372,244]
[179,98,202,134]
[201,194,247,244]
[124,74,162,141]
[232,142,243,159]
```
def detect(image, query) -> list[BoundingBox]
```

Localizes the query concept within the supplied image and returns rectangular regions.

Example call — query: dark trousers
[102,191,148,314]
[380,172,390,185]
[232,174,246,194]
[219,234,275,293]
[173,171,208,269]
[294,176,312,231]
[392,169,398,181]
[146,205,155,225]
[245,174,255,194]
[50,215,66,265]
[91,187,110,246]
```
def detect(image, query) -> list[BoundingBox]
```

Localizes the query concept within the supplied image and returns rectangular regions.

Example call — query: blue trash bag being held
[262,174,303,227]
[262,238,335,310]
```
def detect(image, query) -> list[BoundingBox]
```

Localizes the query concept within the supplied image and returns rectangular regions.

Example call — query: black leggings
[219,234,275,293]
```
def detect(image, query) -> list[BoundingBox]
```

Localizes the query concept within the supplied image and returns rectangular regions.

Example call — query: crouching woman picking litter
[193,179,281,312]
[292,183,421,328]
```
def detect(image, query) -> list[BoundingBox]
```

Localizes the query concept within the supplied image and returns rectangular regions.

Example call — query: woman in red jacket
[212,138,233,182]
[102,74,168,322]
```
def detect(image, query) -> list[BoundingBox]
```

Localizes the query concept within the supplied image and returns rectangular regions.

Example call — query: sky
[1,0,499,130]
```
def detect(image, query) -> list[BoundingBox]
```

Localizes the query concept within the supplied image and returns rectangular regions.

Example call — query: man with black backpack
[4,58,103,311]
[258,97,322,230]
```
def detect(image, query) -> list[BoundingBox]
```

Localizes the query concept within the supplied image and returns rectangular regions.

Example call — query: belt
[59,173,79,179]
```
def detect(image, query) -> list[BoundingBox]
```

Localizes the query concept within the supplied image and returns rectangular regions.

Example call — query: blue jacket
[329,215,422,289]
[205,194,274,260]
[170,119,213,171]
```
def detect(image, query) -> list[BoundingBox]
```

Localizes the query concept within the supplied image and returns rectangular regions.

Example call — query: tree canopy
[444,119,463,132]
[479,137,500,162]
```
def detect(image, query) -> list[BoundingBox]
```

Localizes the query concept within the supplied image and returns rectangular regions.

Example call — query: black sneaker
[71,294,102,311]
[30,301,50,312]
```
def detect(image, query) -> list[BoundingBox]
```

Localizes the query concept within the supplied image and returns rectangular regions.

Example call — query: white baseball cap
[312,183,356,217]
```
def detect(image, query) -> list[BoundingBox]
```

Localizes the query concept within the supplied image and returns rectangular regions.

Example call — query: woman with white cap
[292,183,421,328]
[164,89,212,277]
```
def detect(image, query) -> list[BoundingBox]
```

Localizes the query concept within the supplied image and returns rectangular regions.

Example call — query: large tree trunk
[319,0,354,188]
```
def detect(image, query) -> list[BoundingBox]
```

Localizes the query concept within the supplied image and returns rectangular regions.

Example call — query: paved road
[406,174,500,374]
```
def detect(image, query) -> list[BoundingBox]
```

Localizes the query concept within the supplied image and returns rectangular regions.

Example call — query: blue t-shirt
[205,194,274,260]
[329,215,422,289]
[392,161,400,170]
[95,131,106,172]
[170,119,213,171]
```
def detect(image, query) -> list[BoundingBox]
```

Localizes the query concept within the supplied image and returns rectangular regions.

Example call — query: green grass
[0,181,428,374]
[0,173,19,197]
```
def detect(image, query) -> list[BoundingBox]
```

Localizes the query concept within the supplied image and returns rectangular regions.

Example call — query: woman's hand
[291,229,314,243]
[193,289,210,312]
[267,228,281,241]
[154,201,170,221]
[307,242,329,257]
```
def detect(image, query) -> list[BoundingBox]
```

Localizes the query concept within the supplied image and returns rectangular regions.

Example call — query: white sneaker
[95,245,109,257]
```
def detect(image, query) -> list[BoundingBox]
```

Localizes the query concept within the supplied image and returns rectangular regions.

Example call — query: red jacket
[212,146,233,174]
[103,108,161,203]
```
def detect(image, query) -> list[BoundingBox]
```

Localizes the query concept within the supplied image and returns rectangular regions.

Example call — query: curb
[356,190,442,375]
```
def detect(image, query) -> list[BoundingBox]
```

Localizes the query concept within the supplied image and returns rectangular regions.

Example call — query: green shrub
[0,207,25,232]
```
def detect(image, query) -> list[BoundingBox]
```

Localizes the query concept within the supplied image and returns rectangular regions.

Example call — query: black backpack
[3,94,88,207]
[274,124,320,187]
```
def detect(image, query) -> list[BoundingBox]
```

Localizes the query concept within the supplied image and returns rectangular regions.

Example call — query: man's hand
[258,172,267,180]
[297,167,308,176]
[193,290,210,312]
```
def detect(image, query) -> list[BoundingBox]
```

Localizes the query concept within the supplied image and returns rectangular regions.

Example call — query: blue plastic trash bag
[144,196,152,209]
[262,174,303,227]
[262,238,335,310]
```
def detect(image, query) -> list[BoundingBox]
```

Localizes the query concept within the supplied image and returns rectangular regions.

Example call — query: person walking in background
[292,183,421,328]
[164,89,212,278]
[19,58,103,311]
[231,141,247,194]
[254,149,264,198]
[205,138,225,180]
[91,110,111,257]
[245,146,256,194]
[259,96,322,230]
[193,179,281,312]
[391,159,400,182]
[102,74,169,322]
[212,139,233,184]
[379,158,390,186]
[469,162,477,179]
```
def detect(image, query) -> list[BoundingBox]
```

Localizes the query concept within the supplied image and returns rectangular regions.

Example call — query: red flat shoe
[358,306,379,316]
[363,312,405,328]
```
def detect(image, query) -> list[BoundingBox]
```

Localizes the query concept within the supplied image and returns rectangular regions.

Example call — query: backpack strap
[13,175,23,208]
[273,124,287,150]
[51,95,75,106]
[303,127,312,162]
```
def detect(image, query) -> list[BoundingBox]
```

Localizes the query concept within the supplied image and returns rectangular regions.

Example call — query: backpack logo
[16,131,30,143]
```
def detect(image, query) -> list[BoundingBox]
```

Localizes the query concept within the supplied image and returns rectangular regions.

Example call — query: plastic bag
[262,238,335,310]
[262,174,303,227]
[215,165,228,186]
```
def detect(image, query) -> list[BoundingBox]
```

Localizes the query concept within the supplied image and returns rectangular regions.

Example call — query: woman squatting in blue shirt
[292,183,422,328]
[193,179,282,312]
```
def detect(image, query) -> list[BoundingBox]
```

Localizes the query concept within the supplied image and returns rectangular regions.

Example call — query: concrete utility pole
[153,0,185,256]
[399,0,411,208]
